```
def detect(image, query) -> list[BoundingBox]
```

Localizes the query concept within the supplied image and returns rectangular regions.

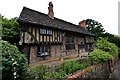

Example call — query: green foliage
[2,40,29,80]
[44,71,67,79]
[31,59,90,79]
[107,34,120,48]
[88,49,113,63]
[31,65,48,80]
[85,19,105,39]
[61,60,89,75]
[31,64,67,79]
[1,15,20,44]
[85,19,120,48]
[96,37,118,57]
[118,48,120,54]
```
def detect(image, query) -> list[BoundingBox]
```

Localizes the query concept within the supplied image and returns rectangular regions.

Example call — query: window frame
[65,35,75,50]
[37,44,50,57]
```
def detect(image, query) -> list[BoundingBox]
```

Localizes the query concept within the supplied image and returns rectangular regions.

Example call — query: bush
[44,71,67,79]
[2,40,29,80]
[31,65,48,80]
[96,37,118,57]
[30,59,90,79]
[31,65,67,79]
[118,48,120,58]
[61,60,89,75]
[118,48,120,53]
[88,49,113,63]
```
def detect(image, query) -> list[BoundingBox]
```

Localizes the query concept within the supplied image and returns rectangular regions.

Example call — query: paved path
[108,59,120,80]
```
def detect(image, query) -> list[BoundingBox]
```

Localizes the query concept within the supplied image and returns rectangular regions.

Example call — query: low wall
[67,63,110,79]
[67,57,119,79]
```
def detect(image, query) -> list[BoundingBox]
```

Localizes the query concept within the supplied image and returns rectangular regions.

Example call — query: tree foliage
[1,16,20,44]
[106,34,120,48]
[2,40,29,80]
[85,19,105,39]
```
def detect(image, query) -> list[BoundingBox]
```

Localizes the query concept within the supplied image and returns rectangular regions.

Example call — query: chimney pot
[48,1,54,19]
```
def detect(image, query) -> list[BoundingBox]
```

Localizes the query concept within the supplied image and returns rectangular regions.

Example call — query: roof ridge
[19,6,95,36]
[22,6,79,27]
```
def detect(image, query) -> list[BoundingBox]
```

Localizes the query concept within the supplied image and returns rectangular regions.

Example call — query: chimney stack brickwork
[79,20,86,28]
[48,1,54,19]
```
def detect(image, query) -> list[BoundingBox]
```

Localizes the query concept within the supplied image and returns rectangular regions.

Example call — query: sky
[0,0,119,35]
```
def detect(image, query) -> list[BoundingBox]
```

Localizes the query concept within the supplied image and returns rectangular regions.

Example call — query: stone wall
[67,58,119,79]
[67,63,110,79]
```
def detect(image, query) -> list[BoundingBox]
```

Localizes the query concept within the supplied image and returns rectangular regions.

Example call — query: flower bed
[30,59,91,79]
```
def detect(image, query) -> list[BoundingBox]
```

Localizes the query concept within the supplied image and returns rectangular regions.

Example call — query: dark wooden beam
[35,27,37,42]
[46,28,47,43]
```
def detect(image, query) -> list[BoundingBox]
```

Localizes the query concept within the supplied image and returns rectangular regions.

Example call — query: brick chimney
[79,20,86,28]
[48,1,54,19]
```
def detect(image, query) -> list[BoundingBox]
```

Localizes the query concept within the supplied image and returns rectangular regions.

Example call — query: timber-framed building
[18,2,95,65]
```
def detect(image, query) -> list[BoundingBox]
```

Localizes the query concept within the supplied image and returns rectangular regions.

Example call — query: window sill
[37,52,50,57]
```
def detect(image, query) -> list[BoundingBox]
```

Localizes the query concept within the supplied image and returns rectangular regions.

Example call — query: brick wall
[51,45,62,58]
[29,46,37,63]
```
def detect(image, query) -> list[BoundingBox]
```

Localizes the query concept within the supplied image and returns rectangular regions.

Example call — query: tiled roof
[18,7,95,36]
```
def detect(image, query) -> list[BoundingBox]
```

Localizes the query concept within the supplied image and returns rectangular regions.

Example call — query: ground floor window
[37,44,50,57]
[78,44,85,49]
[65,36,75,50]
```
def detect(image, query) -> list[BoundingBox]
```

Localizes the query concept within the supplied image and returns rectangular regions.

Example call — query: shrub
[88,49,113,63]
[61,60,89,75]
[118,48,120,57]
[30,59,90,79]
[44,71,67,79]
[2,40,29,80]
[31,65,48,80]
[96,37,118,57]
[118,48,120,53]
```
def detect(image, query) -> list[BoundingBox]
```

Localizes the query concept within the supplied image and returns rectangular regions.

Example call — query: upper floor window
[40,28,52,35]
[40,28,46,34]
[47,29,52,35]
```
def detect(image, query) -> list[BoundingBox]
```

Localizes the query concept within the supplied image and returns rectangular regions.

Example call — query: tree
[2,40,29,80]
[85,19,105,39]
[1,15,20,44]
[107,35,120,48]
